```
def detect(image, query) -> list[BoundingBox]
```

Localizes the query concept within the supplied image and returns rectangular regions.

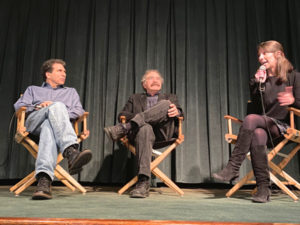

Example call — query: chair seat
[153,138,177,149]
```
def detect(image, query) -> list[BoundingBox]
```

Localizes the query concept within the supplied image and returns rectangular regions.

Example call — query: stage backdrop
[1,0,300,184]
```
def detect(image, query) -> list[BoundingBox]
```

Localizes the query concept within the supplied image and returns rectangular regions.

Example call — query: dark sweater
[249,70,300,123]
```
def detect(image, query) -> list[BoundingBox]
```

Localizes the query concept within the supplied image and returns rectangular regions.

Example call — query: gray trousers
[129,100,177,177]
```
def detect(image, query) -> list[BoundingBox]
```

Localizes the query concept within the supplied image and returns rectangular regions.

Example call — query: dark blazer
[118,92,184,122]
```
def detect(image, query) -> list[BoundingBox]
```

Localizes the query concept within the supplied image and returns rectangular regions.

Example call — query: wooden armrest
[75,112,89,123]
[120,115,126,124]
[177,117,184,143]
[15,107,28,143]
[288,107,300,117]
[73,112,89,140]
[15,107,27,119]
[224,115,243,124]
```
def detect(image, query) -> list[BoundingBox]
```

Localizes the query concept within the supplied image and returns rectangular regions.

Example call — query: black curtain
[1,0,300,183]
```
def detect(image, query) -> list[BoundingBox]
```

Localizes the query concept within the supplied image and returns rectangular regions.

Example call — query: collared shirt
[146,92,159,109]
[14,82,85,120]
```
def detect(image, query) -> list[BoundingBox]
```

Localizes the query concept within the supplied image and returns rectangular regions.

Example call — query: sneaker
[104,123,127,141]
[63,146,92,175]
[130,180,150,198]
[32,173,52,200]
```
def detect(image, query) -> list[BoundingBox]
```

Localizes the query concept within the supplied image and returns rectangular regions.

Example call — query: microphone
[258,65,266,83]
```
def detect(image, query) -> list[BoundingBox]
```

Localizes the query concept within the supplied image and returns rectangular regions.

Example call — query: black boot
[32,172,52,200]
[213,128,254,182]
[63,145,92,175]
[130,175,150,198]
[250,145,271,203]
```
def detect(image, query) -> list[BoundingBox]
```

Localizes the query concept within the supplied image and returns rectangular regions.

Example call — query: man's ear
[45,72,50,79]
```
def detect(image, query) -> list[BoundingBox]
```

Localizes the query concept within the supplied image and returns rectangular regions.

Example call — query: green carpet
[1,185,300,223]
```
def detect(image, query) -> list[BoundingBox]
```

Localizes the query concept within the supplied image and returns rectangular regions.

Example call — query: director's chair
[10,106,90,196]
[223,107,300,201]
[118,116,184,196]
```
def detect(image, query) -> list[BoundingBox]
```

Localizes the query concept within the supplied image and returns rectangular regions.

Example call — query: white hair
[141,70,164,86]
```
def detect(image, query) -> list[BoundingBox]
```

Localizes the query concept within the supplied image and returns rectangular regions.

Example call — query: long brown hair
[257,40,293,82]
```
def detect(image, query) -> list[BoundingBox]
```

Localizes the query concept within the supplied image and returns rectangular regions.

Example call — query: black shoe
[104,123,127,141]
[63,146,92,175]
[32,173,52,200]
[130,180,150,198]
[213,166,239,182]
[252,185,271,203]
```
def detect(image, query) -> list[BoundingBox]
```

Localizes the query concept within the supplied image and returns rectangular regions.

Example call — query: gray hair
[141,70,164,87]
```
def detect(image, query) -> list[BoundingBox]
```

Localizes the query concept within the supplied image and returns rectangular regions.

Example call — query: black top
[249,70,300,123]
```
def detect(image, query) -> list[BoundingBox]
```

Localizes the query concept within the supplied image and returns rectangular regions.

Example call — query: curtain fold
[1,0,299,183]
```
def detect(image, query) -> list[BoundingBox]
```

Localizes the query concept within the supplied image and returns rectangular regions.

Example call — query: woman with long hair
[213,40,300,203]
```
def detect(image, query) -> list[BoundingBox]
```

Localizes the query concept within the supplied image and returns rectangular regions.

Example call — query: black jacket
[118,92,184,122]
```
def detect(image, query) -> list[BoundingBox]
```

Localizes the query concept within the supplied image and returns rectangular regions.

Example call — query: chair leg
[55,165,87,193]
[118,176,138,195]
[152,167,184,196]
[14,176,36,196]
[10,171,35,193]
[269,161,300,190]
[54,170,76,192]
[226,170,254,197]
[270,172,299,201]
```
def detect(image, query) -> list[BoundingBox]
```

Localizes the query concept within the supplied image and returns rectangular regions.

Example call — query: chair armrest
[177,117,184,143]
[287,107,300,117]
[15,107,27,132]
[120,115,126,124]
[73,112,90,141]
[15,107,28,143]
[224,115,242,143]
[224,115,243,124]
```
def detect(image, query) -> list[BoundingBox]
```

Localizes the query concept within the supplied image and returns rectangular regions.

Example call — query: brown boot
[250,145,271,203]
[32,172,52,200]
[213,128,254,182]
[63,145,92,175]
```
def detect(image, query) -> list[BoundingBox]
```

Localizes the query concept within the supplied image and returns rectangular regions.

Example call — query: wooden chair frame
[118,116,185,196]
[224,107,300,201]
[10,107,90,196]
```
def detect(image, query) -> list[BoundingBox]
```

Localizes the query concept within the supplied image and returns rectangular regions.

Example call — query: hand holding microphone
[255,65,267,83]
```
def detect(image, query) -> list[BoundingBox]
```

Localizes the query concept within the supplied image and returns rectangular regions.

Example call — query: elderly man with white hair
[104,70,183,198]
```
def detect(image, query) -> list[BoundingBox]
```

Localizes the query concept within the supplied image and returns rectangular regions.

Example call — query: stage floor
[0,185,299,224]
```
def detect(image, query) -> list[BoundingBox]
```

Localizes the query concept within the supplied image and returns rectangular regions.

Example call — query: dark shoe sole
[32,191,52,200]
[69,167,83,175]
[69,149,92,175]
[130,192,149,198]
[252,196,270,203]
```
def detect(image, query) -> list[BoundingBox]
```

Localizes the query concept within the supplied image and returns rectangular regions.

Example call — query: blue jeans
[25,102,78,180]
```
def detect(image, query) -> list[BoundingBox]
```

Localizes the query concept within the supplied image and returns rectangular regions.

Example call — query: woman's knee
[243,114,263,130]
[252,128,268,145]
